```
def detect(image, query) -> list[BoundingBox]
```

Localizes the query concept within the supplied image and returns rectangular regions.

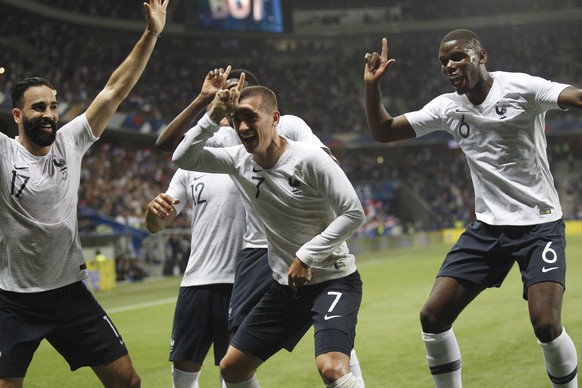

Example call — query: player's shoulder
[490,70,547,88]
[280,114,307,125]
[279,114,310,131]
[287,139,327,160]
[0,131,11,143]
[174,169,232,188]
[208,126,239,147]
[0,131,15,153]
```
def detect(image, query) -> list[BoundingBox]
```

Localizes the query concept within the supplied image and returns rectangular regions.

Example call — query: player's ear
[12,107,22,124]
[478,49,487,64]
[272,111,280,127]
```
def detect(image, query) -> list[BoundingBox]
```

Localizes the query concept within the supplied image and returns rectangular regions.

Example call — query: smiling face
[230,94,279,156]
[13,85,59,149]
[439,38,487,96]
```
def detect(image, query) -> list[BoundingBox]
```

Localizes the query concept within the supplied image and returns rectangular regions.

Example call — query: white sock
[224,375,260,388]
[422,328,462,388]
[325,373,363,388]
[538,327,578,387]
[349,349,365,387]
[172,365,200,388]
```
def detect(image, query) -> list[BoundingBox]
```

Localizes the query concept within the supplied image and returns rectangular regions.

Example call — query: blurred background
[2,0,582,282]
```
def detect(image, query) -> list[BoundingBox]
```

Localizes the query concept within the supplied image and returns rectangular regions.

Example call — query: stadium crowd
[2,4,582,137]
[2,1,582,239]
[34,0,572,22]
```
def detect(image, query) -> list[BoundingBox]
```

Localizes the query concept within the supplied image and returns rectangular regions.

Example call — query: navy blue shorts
[439,219,566,299]
[231,271,363,361]
[169,284,232,365]
[0,281,128,377]
[228,248,273,332]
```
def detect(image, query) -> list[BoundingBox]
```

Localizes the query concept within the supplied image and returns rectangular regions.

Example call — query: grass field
[25,236,582,387]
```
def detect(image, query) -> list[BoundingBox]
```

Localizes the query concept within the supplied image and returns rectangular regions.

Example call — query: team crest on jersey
[53,156,68,181]
[288,177,301,195]
[495,103,507,119]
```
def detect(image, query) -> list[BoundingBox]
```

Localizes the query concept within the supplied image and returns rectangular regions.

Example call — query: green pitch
[26,237,582,387]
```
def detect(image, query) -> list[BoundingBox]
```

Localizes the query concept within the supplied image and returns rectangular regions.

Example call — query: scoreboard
[196,0,286,33]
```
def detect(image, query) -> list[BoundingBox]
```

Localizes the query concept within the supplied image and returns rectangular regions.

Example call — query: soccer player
[364,29,580,387]
[172,79,366,388]
[0,1,168,387]
[156,67,366,386]
[145,169,245,388]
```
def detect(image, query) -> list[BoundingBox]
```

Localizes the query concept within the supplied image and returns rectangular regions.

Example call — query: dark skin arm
[558,86,582,110]
[363,37,416,143]
[155,66,231,152]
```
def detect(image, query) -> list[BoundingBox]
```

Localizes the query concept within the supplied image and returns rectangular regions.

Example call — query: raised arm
[172,75,252,170]
[85,0,168,138]
[156,66,232,152]
[364,37,416,143]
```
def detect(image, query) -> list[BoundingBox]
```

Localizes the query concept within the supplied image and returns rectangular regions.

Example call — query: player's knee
[94,359,141,388]
[219,356,246,383]
[317,356,349,383]
[419,305,446,332]
[129,372,141,388]
[119,369,141,388]
[219,357,233,381]
[108,370,140,388]
[533,320,562,343]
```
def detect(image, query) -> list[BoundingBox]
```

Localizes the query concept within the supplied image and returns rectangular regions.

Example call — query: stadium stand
[2,0,582,271]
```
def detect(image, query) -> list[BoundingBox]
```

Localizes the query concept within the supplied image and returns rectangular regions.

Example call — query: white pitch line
[107,297,177,314]
[105,257,399,314]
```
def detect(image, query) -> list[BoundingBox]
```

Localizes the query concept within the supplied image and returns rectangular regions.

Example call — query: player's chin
[453,86,468,95]
[449,78,466,95]
[241,138,258,153]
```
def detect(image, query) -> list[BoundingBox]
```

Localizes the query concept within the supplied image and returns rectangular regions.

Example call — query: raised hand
[208,73,253,123]
[201,66,232,100]
[364,38,396,85]
[144,0,169,36]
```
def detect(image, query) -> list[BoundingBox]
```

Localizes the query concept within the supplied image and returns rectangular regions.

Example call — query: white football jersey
[166,169,245,286]
[0,114,97,292]
[405,71,569,225]
[173,114,364,285]
[205,114,328,249]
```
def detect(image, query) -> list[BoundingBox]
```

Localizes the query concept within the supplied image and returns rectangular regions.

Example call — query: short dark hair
[441,29,484,52]
[228,68,260,87]
[240,85,277,111]
[11,77,55,109]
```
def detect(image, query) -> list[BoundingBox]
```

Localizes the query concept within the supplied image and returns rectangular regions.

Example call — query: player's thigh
[0,377,24,388]
[231,283,312,360]
[0,289,54,377]
[228,248,271,331]
[47,283,128,371]
[171,285,232,365]
[422,276,484,322]
[311,272,363,357]
[518,220,566,297]
[438,221,514,289]
[91,354,139,387]
[527,281,564,338]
